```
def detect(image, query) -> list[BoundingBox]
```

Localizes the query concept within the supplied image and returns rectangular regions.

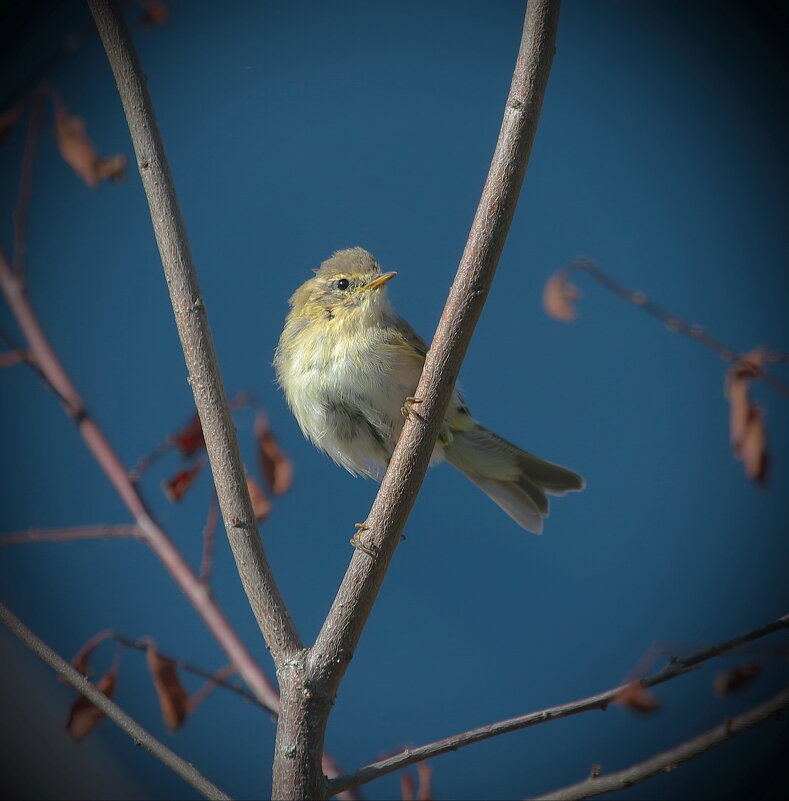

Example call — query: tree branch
[86,0,302,665]
[0,246,279,711]
[310,0,561,699]
[531,686,789,801]
[0,602,231,801]
[0,524,142,545]
[327,612,789,793]
[266,1,562,797]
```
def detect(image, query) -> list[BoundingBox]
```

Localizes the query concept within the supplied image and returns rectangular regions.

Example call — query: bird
[274,247,584,537]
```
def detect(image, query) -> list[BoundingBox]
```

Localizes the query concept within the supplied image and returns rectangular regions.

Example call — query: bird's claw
[350,523,378,557]
[401,396,426,423]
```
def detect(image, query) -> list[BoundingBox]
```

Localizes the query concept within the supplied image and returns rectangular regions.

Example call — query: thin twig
[531,686,789,800]
[564,258,789,399]
[0,247,279,712]
[0,349,26,367]
[0,602,231,801]
[87,0,302,665]
[0,524,142,545]
[13,87,44,279]
[327,612,789,793]
[200,492,219,586]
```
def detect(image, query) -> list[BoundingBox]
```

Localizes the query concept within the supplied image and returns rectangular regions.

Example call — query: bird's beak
[364,271,397,291]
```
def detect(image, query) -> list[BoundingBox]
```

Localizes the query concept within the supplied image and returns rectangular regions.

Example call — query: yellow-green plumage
[274,247,583,534]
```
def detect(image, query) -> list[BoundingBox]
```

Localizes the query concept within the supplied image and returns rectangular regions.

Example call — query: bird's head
[289,247,396,324]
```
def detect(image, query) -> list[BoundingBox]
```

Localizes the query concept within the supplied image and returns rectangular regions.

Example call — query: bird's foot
[401,396,425,423]
[350,522,378,557]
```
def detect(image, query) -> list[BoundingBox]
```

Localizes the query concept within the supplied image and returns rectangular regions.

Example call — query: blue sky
[1,2,788,799]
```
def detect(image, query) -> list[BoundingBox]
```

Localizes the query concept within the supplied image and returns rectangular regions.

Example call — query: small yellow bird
[274,247,584,535]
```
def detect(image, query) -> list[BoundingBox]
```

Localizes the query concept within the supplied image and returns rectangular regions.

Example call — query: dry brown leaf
[415,762,432,801]
[53,96,125,188]
[162,462,203,502]
[255,411,294,495]
[725,349,769,484]
[542,271,580,321]
[65,669,117,741]
[95,154,126,183]
[0,104,21,142]
[140,1,170,26]
[400,772,415,801]
[246,474,272,521]
[171,413,206,458]
[740,405,768,484]
[614,682,660,714]
[146,643,189,732]
[714,664,762,697]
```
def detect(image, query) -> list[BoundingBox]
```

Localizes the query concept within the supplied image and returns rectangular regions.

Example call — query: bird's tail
[442,424,584,534]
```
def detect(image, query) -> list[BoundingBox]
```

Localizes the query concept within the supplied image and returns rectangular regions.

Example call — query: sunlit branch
[531,686,789,800]
[328,612,789,793]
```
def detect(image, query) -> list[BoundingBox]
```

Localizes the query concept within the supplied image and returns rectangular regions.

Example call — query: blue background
[1,1,787,799]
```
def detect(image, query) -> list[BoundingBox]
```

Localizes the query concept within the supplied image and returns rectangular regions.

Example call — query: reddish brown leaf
[400,772,415,801]
[246,474,272,521]
[66,669,117,741]
[0,350,25,368]
[542,271,580,321]
[69,630,114,679]
[725,349,769,484]
[162,461,204,502]
[714,664,762,697]
[171,413,206,458]
[53,96,125,188]
[0,104,21,142]
[255,411,294,495]
[415,762,432,801]
[95,154,126,183]
[615,682,660,714]
[146,643,190,732]
[400,764,432,801]
[140,1,170,26]
[740,405,768,484]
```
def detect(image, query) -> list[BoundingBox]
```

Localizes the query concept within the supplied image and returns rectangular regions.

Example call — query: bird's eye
[337,278,350,290]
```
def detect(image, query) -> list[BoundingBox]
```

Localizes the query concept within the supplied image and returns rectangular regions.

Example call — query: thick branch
[87,0,302,663]
[310,0,561,698]
[0,602,230,801]
[265,2,562,797]
[328,612,788,793]
[532,686,789,801]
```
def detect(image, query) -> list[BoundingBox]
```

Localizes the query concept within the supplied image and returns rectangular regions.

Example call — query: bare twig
[327,613,789,793]
[563,258,789,399]
[87,0,302,664]
[13,88,44,279]
[531,686,789,800]
[0,247,279,712]
[0,349,26,367]
[200,493,220,586]
[262,1,563,797]
[0,524,141,545]
[0,602,231,801]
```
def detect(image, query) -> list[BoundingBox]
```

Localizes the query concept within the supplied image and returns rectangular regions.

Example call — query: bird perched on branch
[274,247,583,539]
